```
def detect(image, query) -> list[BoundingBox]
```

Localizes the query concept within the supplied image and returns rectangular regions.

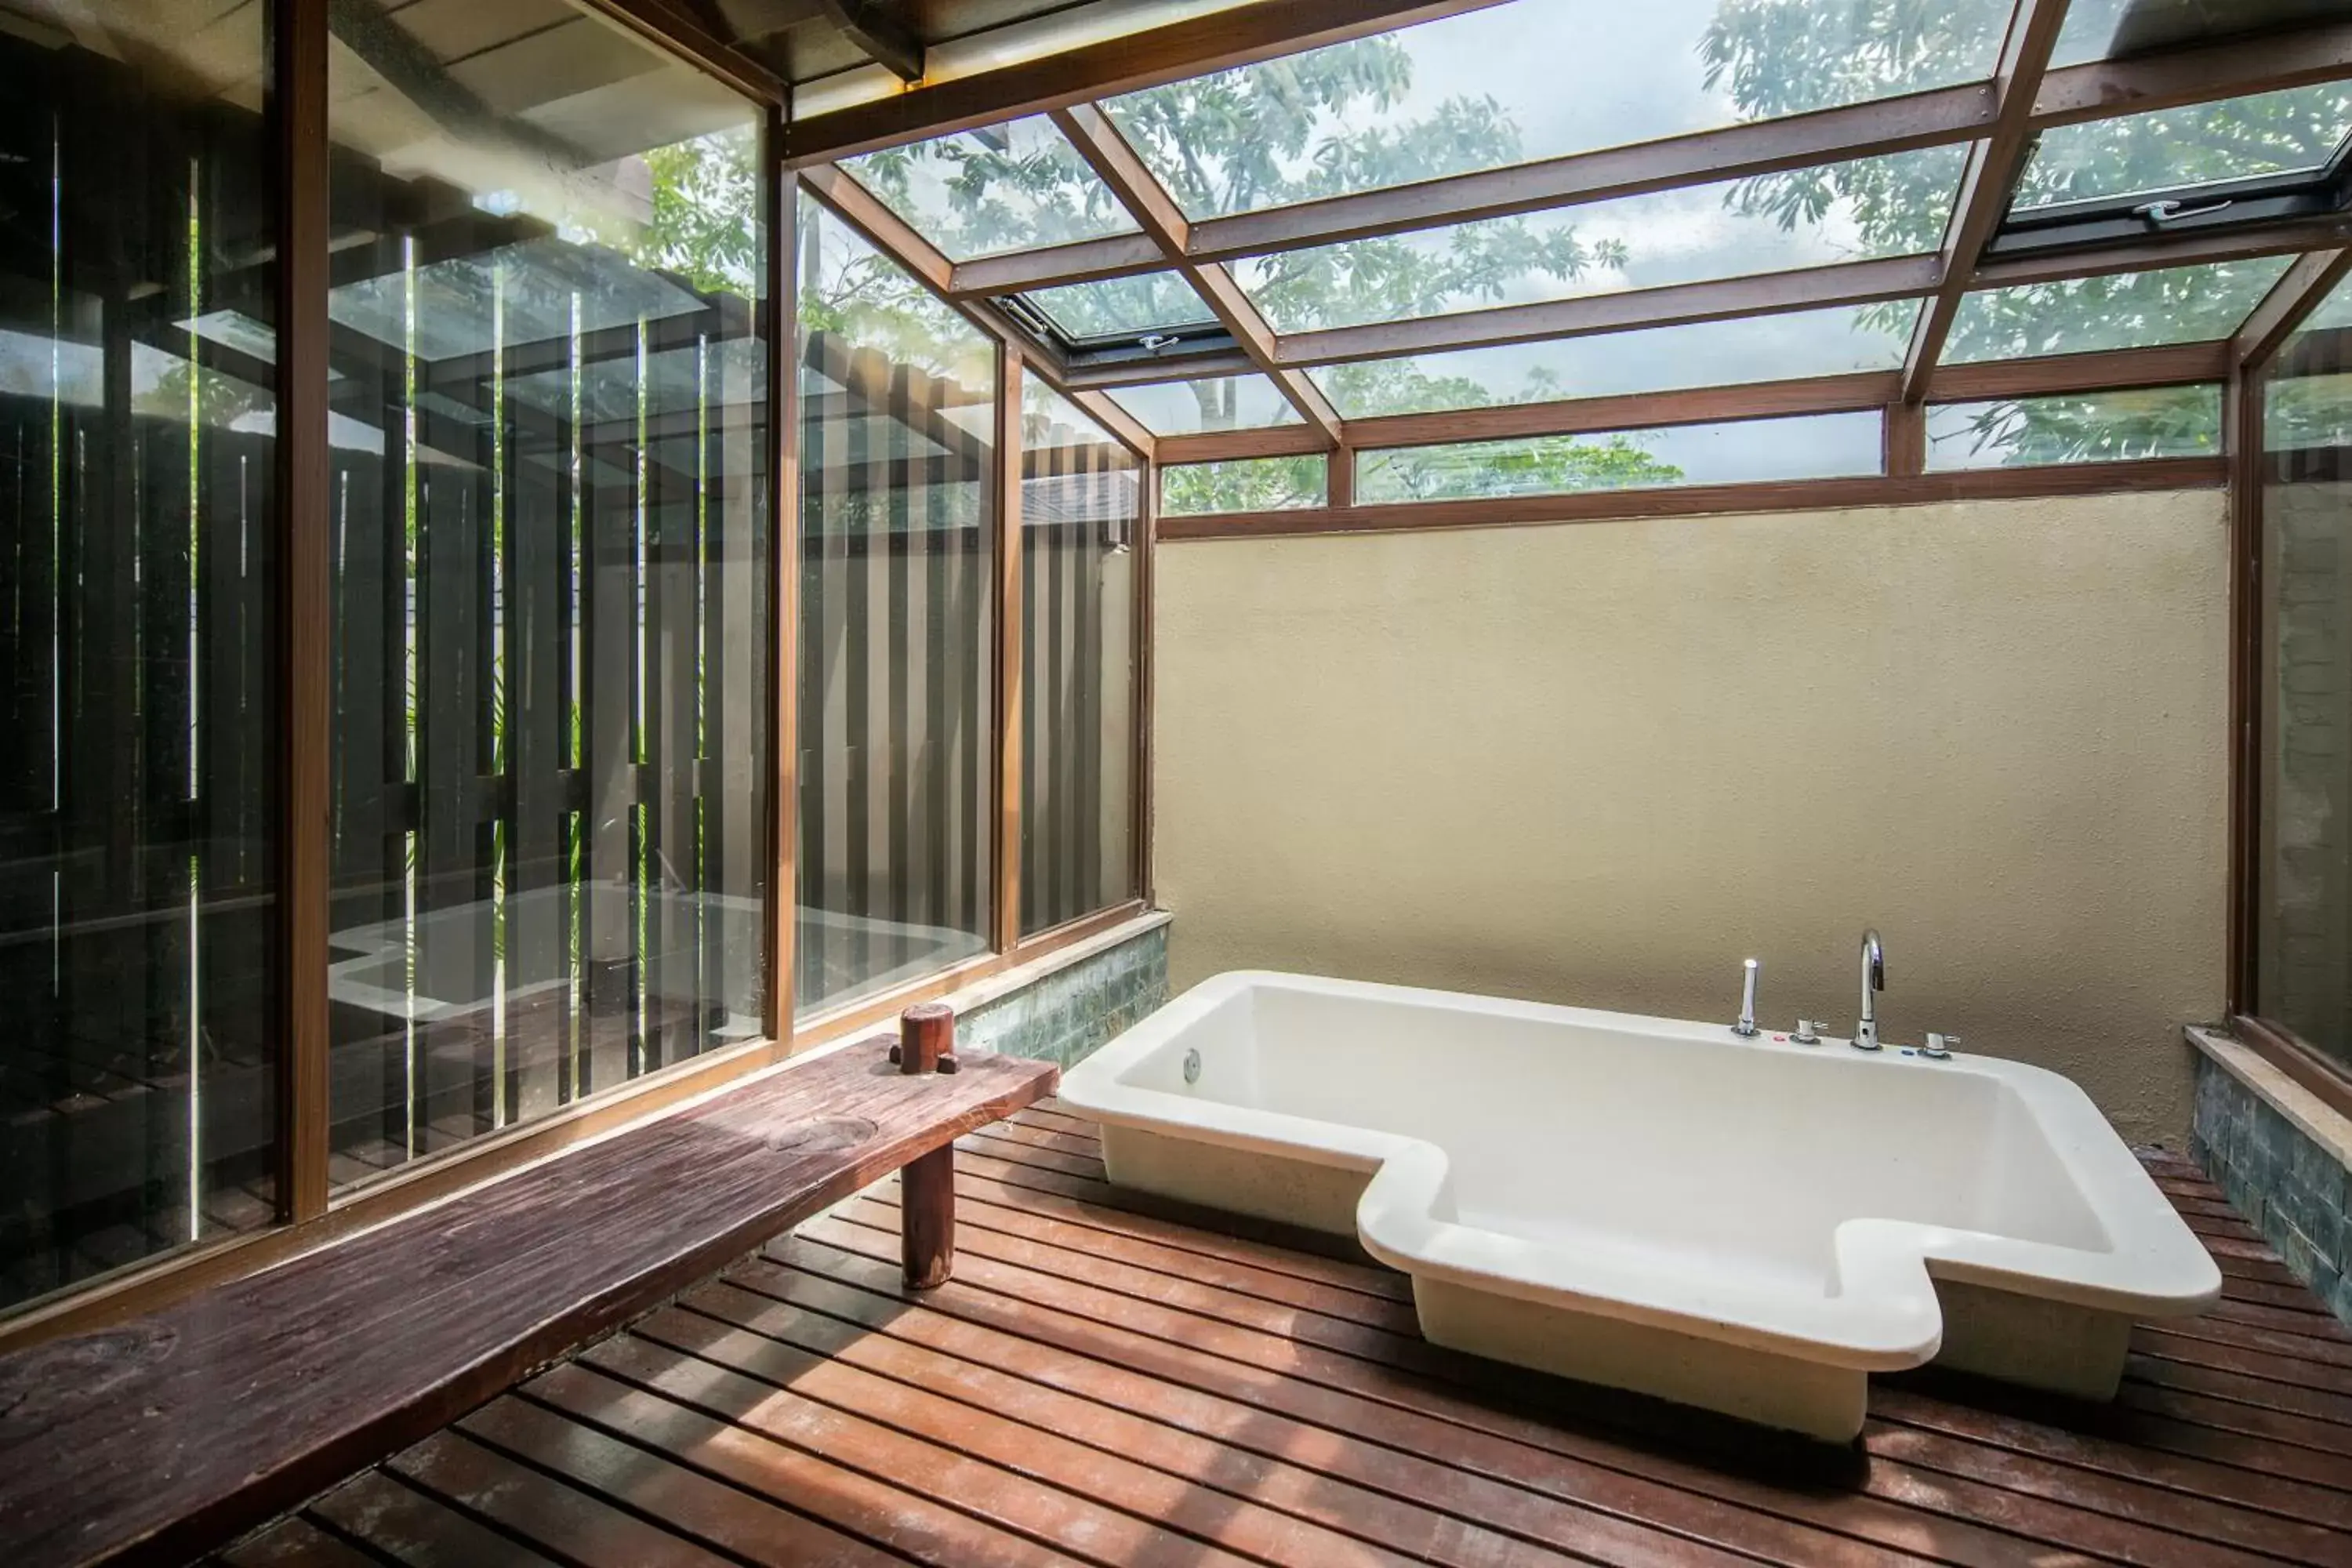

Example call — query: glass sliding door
[1021,386,1138,935]
[0,5,280,1309]
[795,196,996,1016]
[322,1,770,1184]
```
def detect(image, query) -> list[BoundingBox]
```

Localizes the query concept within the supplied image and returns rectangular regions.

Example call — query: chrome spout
[1855,928,1885,1051]
[1733,958,1761,1037]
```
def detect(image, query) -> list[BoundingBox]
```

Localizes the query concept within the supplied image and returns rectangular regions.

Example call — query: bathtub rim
[1060,969,2223,1370]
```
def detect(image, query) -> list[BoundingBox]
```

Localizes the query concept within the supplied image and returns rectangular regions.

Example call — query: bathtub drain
[1182,1047,1201,1086]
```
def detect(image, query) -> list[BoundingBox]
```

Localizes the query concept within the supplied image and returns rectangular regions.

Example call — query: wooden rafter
[812,0,924,82]
[2234,249,2352,367]
[1902,0,2070,402]
[1051,102,1342,445]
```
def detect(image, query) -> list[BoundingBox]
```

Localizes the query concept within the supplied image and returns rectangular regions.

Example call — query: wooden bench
[0,1004,1054,1567]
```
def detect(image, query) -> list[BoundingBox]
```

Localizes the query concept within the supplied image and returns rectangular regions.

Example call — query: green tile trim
[2192,1051,2352,1324]
[958,924,1170,1069]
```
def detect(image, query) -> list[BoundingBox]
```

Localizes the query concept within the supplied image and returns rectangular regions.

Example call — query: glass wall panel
[1356,412,1881,504]
[1926,387,2224,470]
[0,6,278,1308]
[1161,456,1327,516]
[323,2,769,1184]
[1021,388,1138,935]
[797,198,996,1016]
[2258,276,2352,1067]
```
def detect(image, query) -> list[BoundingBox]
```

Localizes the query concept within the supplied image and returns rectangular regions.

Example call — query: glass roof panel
[2305,271,2352,335]
[1023,271,1218,340]
[1236,148,1965,334]
[1023,379,1136,457]
[1942,257,2296,362]
[1356,411,1881,504]
[838,114,1142,260]
[1106,374,1303,434]
[1102,0,2014,221]
[2013,85,2352,212]
[1310,302,1920,419]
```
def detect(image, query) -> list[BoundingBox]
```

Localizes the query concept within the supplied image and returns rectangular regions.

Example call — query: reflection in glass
[1021,389,1138,935]
[1239,150,1965,334]
[1107,374,1303,434]
[840,116,1142,260]
[0,4,279,1309]
[1944,259,2296,362]
[2256,276,2352,1066]
[1104,0,2011,220]
[797,199,996,1016]
[1025,272,1216,340]
[324,0,770,1185]
[1926,388,2223,470]
[2013,85,2352,212]
[1161,456,1327,516]
[1310,303,1922,418]
[1356,412,1881,503]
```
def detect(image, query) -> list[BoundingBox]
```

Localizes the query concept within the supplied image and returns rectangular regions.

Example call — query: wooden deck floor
[224,1105,2352,1567]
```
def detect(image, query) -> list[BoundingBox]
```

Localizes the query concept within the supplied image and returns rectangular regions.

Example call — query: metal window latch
[1138,332,1182,353]
[1733,958,1761,1037]
[2132,198,2234,227]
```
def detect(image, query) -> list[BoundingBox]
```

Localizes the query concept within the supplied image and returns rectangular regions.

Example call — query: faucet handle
[1922,1033,1957,1061]
[1792,1018,1820,1044]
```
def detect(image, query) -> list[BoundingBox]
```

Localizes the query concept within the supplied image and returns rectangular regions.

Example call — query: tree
[1703,0,2350,461]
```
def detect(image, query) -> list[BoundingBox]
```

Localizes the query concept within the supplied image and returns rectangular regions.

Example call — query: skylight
[1235,149,1965,334]
[2012,84,2352,213]
[840,114,1141,260]
[1099,0,2013,221]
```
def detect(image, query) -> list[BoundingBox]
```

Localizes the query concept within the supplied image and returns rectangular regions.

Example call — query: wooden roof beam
[2234,249,2352,368]
[783,0,1512,164]
[813,0,924,82]
[1903,0,2069,403]
[2030,16,2352,129]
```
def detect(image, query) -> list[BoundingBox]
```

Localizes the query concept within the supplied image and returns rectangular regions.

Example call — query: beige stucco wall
[1152,490,2229,1146]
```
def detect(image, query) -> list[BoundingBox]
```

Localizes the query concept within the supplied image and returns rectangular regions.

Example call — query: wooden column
[277,0,331,1223]
[898,1002,956,1288]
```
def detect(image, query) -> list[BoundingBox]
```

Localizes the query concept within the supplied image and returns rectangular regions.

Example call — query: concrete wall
[1152,490,2230,1145]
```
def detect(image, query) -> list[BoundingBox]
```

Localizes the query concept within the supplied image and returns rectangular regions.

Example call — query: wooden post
[898,1003,956,1288]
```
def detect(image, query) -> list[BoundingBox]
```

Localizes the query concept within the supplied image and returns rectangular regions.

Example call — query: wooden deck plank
[299,1468,562,1566]
[800,1204,2325,1568]
[242,1118,2352,1568]
[213,1515,387,1568]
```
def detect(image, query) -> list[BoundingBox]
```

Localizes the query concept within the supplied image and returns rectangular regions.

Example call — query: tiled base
[2190,1047,2352,1323]
[958,922,1169,1068]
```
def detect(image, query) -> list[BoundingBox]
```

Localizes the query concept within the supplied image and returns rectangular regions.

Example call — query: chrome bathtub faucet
[1854,928,1885,1051]
[1732,957,1761,1037]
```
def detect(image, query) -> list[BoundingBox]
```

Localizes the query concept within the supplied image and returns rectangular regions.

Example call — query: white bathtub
[1058,971,2221,1441]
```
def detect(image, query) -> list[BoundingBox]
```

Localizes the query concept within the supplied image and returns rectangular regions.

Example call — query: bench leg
[901,1145,954,1289]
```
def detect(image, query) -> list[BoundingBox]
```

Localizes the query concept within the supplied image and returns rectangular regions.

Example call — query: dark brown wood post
[899,1003,957,1288]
